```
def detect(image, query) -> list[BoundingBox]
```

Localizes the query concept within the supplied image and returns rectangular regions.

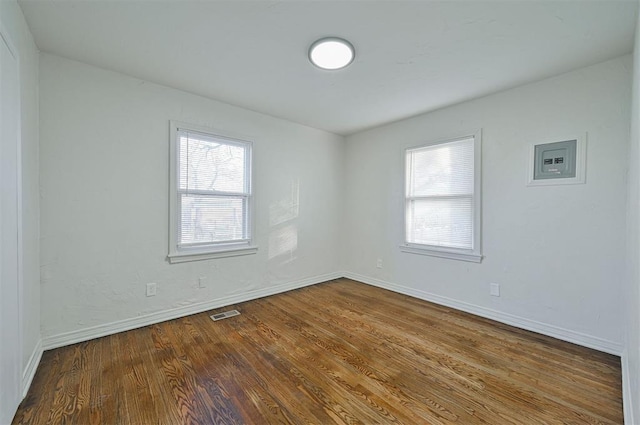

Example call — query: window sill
[399,244,482,263]
[168,246,258,264]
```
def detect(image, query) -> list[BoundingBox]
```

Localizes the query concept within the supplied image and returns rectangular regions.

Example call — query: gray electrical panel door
[533,139,577,180]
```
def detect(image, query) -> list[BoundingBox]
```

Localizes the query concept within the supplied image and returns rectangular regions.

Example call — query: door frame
[0,20,24,401]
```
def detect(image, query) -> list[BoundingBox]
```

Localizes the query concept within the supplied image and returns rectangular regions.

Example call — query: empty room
[2,0,640,423]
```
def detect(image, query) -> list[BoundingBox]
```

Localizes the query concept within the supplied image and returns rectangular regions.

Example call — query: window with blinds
[169,122,255,263]
[403,133,482,262]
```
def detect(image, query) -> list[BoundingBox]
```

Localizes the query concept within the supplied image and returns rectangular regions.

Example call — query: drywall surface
[1,0,41,379]
[624,8,640,424]
[39,54,344,337]
[344,56,631,351]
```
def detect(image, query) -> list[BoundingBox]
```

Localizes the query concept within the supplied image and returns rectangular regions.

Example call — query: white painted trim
[526,133,587,186]
[42,272,342,350]
[0,23,25,422]
[168,245,258,263]
[399,244,482,263]
[343,271,623,355]
[622,350,636,424]
[21,339,42,398]
[402,129,483,262]
[168,120,256,263]
[40,270,623,368]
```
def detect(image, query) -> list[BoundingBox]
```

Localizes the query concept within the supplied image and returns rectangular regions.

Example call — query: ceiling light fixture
[308,37,355,70]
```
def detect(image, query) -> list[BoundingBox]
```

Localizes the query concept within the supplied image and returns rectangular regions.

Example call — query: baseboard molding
[41,270,623,357]
[622,350,636,424]
[22,338,43,398]
[43,272,341,350]
[28,272,634,420]
[343,272,623,356]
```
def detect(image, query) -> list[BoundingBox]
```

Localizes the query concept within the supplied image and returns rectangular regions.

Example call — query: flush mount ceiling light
[308,37,355,70]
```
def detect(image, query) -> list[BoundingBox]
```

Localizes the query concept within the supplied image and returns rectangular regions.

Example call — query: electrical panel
[533,139,577,181]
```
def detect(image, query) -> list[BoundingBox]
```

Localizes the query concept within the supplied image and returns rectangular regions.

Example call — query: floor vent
[210,310,240,321]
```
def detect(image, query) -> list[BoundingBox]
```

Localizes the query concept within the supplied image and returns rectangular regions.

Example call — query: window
[401,131,482,262]
[168,122,256,263]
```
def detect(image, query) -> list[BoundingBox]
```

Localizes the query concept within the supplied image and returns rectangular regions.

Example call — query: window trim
[168,121,257,263]
[400,130,482,263]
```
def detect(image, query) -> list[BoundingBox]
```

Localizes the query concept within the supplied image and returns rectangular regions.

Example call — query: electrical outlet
[146,282,157,297]
[490,283,500,297]
[198,276,207,288]
[376,259,383,269]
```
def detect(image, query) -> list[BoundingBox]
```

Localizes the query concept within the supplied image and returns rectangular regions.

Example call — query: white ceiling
[18,0,638,135]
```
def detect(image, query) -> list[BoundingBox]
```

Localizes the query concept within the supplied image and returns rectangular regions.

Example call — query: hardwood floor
[12,278,623,424]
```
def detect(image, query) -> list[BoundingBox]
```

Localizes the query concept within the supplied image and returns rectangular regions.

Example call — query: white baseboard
[35,270,630,420]
[22,338,43,398]
[41,270,623,356]
[343,272,623,356]
[622,350,636,425]
[43,272,341,350]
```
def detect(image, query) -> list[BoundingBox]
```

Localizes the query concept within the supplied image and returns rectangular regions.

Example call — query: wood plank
[12,279,624,424]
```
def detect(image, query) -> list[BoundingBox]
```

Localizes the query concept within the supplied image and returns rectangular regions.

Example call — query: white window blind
[176,128,252,251]
[405,136,480,258]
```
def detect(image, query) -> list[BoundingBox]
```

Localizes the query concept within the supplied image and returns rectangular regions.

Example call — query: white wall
[39,53,344,340]
[624,7,640,424]
[0,0,41,390]
[35,37,637,418]
[344,56,632,354]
